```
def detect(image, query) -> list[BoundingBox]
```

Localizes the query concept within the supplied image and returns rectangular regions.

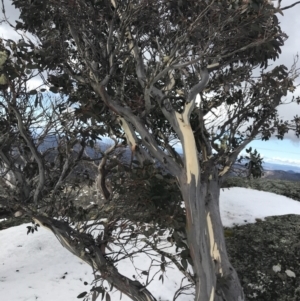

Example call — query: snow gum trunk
[179,166,245,301]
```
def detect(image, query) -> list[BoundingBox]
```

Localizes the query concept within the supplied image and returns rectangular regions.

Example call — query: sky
[247,138,300,167]
[1,187,300,301]
[247,1,300,168]
[0,0,299,169]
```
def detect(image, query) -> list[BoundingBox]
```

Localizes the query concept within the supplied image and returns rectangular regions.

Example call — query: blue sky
[267,1,300,167]
[243,2,300,168]
[247,138,300,167]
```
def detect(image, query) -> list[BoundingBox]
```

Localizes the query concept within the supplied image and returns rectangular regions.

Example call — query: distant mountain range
[36,137,300,182]
[230,162,300,182]
[98,145,300,182]
[262,162,300,173]
[260,162,300,181]
[261,169,300,182]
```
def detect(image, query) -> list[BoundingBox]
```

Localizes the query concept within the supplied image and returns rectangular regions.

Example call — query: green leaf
[181,259,188,270]
[181,249,190,259]
[155,174,164,180]
[91,287,103,293]
[29,89,37,95]
[187,256,193,266]
[89,140,94,148]
[92,291,98,301]
[34,94,39,107]
[77,292,87,298]
[26,63,39,69]
[141,271,149,275]
[49,86,58,93]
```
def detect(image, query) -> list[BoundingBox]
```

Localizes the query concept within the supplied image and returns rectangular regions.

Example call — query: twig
[281,1,300,10]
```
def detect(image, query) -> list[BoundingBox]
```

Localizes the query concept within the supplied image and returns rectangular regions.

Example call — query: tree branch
[219,94,283,176]
[143,239,195,284]
[32,215,157,301]
[91,83,182,177]
[95,141,117,202]
[8,103,45,205]
[187,69,210,104]
[118,117,153,165]
[281,1,300,10]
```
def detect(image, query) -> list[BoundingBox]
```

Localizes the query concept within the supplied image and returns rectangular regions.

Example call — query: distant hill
[262,169,300,182]
[230,163,300,182]
[34,137,300,182]
[262,162,300,173]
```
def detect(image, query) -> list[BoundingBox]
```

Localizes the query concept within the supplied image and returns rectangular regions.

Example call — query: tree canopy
[6,0,298,176]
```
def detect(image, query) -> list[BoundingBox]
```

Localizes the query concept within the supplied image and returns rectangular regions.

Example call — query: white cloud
[263,156,300,167]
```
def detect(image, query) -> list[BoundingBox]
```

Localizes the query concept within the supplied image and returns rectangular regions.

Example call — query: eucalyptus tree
[2,0,300,300]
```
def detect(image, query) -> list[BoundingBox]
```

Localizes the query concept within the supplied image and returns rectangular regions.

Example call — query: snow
[220,187,300,227]
[1,187,300,301]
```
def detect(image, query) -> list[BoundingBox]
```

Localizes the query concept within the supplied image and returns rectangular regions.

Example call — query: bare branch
[187,69,210,104]
[8,103,45,206]
[91,83,182,177]
[281,1,300,10]
[143,239,195,284]
[32,215,157,301]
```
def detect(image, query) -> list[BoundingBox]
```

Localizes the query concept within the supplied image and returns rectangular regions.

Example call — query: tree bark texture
[179,165,244,301]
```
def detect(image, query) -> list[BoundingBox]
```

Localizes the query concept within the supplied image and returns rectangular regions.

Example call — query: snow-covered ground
[1,187,300,301]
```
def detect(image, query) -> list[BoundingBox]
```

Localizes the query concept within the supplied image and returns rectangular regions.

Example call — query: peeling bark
[179,166,245,301]
[202,171,244,301]
[171,69,244,300]
[118,117,153,165]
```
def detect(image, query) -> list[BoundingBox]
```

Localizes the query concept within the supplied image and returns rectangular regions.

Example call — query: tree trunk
[179,166,245,301]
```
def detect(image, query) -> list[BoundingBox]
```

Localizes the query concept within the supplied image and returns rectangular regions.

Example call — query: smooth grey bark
[179,165,244,301]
